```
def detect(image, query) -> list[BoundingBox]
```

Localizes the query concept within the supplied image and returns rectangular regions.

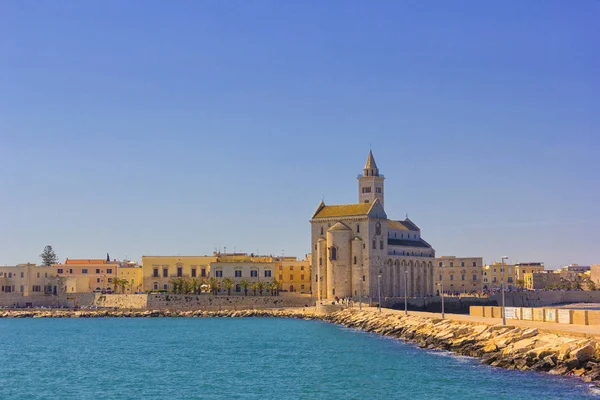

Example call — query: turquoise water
[0,318,597,399]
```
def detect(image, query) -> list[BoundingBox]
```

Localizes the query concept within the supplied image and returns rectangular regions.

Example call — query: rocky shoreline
[3,308,600,385]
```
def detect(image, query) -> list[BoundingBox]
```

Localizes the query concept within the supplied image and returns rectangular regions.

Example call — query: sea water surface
[0,317,597,399]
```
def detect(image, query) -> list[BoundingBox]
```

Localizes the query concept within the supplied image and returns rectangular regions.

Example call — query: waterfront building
[558,264,591,273]
[118,260,143,293]
[53,259,119,293]
[141,256,215,292]
[275,256,311,293]
[514,262,545,282]
[434,256,483,294]
[209,253,276,294]
[482,262,515,291]
[591,264,600,285]
[523,271,562,290]
[310,151,436,301]
[0,263,57,297]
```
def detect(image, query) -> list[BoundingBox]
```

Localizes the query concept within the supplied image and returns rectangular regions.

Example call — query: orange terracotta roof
[65,259,106,265]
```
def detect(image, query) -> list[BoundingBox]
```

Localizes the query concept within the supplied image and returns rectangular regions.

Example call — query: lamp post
[359,264,363,311]
[501,256,508,326]
[377,271,382,313]
[437,280,445,319]
[404,269,408,316]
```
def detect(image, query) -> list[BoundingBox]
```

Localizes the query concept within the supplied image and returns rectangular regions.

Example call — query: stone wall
[0,293,66,308]
[471,305,600,326]
[496,291,600,307]
[383,296,497,314]
[93,294,148,309]
[147,294,315,310]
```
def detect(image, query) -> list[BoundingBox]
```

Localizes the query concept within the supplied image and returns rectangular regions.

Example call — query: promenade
[357,305,600,340]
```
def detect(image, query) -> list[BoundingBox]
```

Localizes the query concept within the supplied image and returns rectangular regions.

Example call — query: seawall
[2,307,600,385]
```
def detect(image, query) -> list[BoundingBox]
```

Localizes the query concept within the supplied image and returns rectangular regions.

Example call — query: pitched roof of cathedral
[364,150,378,169]
[387,218,420,231]
[388,220,409,231]
[312,203,374,219]
[401,218,420,231]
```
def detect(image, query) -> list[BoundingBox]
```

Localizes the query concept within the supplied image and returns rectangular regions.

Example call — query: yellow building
[53,259,119,293]
[434,256,483,294]
[515,262,545,282]
[118,261,144,293]
[0,264,57,296]
[141,255,215,292]
[482,262,515,290]
[275,256,311,294]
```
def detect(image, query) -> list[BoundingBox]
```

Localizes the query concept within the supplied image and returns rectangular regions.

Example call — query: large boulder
[571,343,595,363]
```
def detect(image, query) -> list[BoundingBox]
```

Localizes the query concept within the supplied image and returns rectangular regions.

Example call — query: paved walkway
[351,305,600,339]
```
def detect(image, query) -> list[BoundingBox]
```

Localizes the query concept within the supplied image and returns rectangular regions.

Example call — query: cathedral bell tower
[357,150,385,207]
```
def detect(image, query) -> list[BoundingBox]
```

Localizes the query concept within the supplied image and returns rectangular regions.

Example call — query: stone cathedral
[310,151,436,301]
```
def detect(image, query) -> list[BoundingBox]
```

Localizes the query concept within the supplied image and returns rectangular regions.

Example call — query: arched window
[376,222,381,236]
[320,227,324,235]
[331,247,337,261]
[356,224,360,233]
[353,256,357,264]
[372,238,376,249]
[319,257,322,266]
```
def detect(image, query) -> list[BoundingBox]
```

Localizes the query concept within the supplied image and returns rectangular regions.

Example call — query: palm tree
[222,278,234,296]
[208,277,220,295]
[250,282,258,296]
[240,280,250,296]
[268,280,280,296]
[112,277,121,293]
[256,280,265,296]
[119,278,128,294]
[168,278,181,294]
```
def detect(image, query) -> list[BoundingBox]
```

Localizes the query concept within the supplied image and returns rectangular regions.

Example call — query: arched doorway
[289,285,295,292]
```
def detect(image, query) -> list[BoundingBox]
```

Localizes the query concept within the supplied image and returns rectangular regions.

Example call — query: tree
[240,280,250,296]
[250,282,258,296]
[256,281,265,296]
[268,280,280,296]
[222,278,234,296]
[40,245,58,266]
[208,277,220,295]
[587,280,597,291]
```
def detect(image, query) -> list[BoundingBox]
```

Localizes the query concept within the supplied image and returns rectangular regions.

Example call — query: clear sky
[1,1,598,268]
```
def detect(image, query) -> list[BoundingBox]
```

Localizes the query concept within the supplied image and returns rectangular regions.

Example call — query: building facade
[434,256,483,294]
[514,262,545,282]
[209,255,275,294]
[482,262,515,291]
[118,261,144,293]
[276,256,311,294]
[53,259,119,293]
[0,264,58,296]
[310,151,436,301]
[523,271,562,290]
[141,256,215,292]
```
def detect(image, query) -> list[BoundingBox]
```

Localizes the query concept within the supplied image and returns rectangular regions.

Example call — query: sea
[0,317,597,399]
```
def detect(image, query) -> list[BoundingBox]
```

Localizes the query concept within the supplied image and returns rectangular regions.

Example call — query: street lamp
[404,269,408,316]
[359,264,363,311]
[437,280,445,319]
[377,270,382,313]
[501,256,508,326]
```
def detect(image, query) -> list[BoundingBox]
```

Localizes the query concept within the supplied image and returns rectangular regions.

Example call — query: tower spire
[357,150,385,207]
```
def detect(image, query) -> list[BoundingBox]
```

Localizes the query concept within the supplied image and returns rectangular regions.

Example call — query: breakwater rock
[3,307,600,384]
[323,309,600,384]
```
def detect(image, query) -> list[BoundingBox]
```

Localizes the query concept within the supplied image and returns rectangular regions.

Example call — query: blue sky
[1,1,598,268]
